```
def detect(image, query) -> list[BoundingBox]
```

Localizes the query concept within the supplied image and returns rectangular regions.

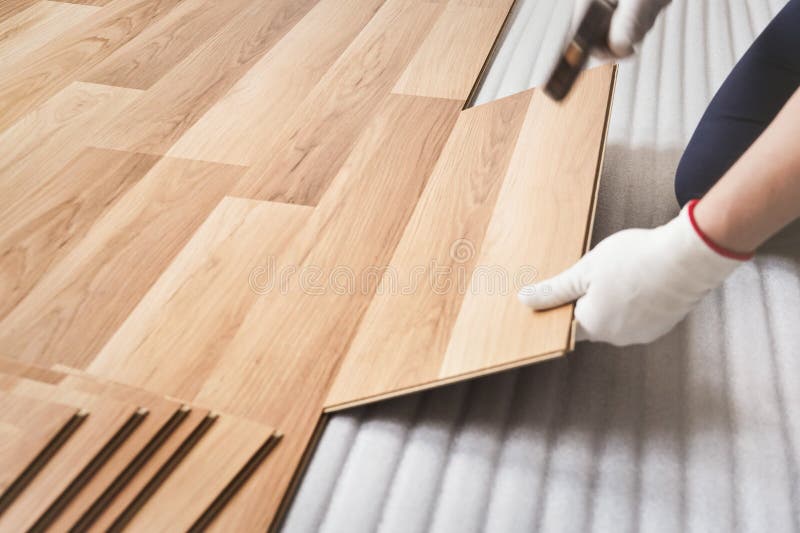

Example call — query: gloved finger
[517,261,588,310]
[607,5,638,57]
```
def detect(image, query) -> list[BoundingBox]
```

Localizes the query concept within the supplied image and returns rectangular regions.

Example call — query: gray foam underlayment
[281,1,800,531]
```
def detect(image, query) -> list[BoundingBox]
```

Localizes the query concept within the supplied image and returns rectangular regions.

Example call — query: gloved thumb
[517,261,588,310]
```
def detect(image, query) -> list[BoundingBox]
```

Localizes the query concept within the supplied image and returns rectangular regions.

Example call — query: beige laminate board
[392,1,512,100]
[91,0,317,155]
[166,0,385,166]
[0,389,79,494]
[82,0,257,90]
[0,156,245,369]
[0,82,142,228]
[230,0,447,205]
[0,376,139,532]
[326,65,615,410]
[0,0,182,132]
[123,415,275,532]
[325,88,533,409]
[0,147,159,321]
[83,0,264,89]
[0,1,99,69]
[88,94,461,529]
[88,197,313,399]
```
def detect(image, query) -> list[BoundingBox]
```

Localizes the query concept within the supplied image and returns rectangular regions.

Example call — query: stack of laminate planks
[0,0,615,529]
[0,357,279,531]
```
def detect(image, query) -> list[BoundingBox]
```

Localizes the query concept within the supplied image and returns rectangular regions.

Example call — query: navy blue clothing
[675,0,800,206]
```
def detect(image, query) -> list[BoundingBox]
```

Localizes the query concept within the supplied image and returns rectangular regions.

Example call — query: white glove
[518,201,752,346]
[574,0,671,57]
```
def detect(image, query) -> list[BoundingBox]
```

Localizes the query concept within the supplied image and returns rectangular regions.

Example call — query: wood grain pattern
[83,0,256,90]
[230,0,445,205]
[325,89,532,409]
[0,147,159,320]
[0,1,99,69]
[166,0,385,166]
[0,0,182,132]
[0,2,614,529]
[438,65,614,378]
[89,197,313,399]
[0,156,245,368]
[0,389,78,493]
[326,66,614,409]
[91,0,317,155]
[0,375,139,532]
[124,415,274,532]
[0,82,142,221]
[392,2,511,100]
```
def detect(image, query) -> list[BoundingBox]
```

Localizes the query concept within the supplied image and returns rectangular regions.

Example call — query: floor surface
[283,1,800,531]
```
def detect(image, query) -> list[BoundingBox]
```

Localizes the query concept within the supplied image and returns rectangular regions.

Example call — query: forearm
[694,86,800,253]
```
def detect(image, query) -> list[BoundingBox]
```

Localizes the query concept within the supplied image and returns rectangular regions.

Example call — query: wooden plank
[0,0,182,132]
[87,94,460,528]
[91,0,317,155]
[0,390,79,494]
[0,1,99,70]
[325,66,615,410]
[122,415,275,531]
[325,89,532,409]
[47,390,181,531]
[196,95,461,528]
[92,407,208,530]
[83,0,257,90]
[230,0,445,205]
[166,0,385,166]
[88,197,313,400]
[0,156,245,369]
[0,148,160,321]
[0,82,142,226]
[0,376,140,532]
[0,1,36,24]
[392,2,512,100]
[438,65,614,377]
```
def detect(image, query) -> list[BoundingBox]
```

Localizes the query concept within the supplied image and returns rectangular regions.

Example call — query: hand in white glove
[518,201,752,346]
[574,0,671,58]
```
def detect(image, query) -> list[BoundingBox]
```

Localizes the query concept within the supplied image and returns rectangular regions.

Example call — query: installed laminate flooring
[0,0,613,528]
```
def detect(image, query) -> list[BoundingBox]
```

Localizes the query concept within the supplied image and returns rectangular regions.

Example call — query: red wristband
[686,199,754,261]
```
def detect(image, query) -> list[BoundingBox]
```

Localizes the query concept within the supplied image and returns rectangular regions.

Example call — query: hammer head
[545,0,616,101]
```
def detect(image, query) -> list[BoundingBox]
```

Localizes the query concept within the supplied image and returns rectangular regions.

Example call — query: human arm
[517,86,800,346]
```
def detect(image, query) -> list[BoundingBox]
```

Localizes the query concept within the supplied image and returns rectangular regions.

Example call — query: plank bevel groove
[0,408,87,516]
[71,404,192,531]
[29,407,148,532]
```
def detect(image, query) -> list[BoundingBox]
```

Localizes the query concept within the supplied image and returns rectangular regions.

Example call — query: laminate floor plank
[124,415,275,532]
[0,82,142,218]
[166,0,385,166]
[439,65,614,376]
[0,389,79,494]
[83,0,257,90]
[0,156,245,369]
[46,381,181,532]
[196,95,461,527]
[0,147,160,321]
[0,1,99,70]
[230,0,445,205]
[0,0,183,132]
[325,90,532,409]
[0,1,36,23]
[88,197,313,400]
[392,1,512,100]
[91,0,318,155]
[0,375,140,532]
[92,407,209,530]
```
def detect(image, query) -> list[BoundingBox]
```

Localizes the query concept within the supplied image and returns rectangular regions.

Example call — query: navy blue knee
[674,0,800,207]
